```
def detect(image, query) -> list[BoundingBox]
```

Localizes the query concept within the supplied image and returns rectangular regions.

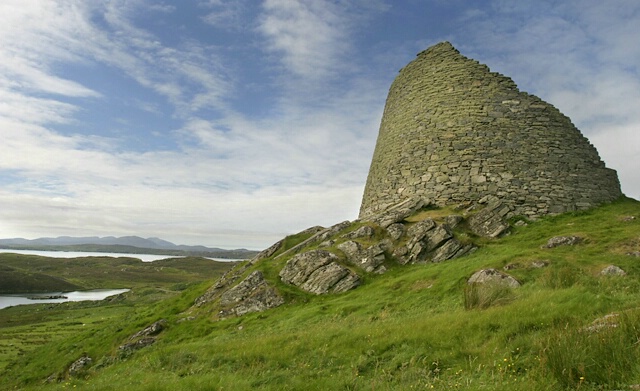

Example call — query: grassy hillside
[1,198,639,390]
[0,255,237,293]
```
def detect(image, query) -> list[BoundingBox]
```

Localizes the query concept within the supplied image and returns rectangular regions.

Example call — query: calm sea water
[0,289,130,310]
[0,248,239,262]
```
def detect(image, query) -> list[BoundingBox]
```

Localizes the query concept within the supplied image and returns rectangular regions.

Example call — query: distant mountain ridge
[0,236,258,259]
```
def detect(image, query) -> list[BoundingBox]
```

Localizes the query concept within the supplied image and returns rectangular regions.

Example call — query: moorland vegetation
[1,197,639,390]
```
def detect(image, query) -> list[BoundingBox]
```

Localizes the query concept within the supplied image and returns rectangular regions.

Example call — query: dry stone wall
[360,42,621,219]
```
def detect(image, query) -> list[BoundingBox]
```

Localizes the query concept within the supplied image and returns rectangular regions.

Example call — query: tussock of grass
[541,309,640,388]
[463,283,516,309]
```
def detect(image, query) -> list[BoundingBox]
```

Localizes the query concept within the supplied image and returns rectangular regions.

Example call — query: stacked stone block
[359,42,621,219]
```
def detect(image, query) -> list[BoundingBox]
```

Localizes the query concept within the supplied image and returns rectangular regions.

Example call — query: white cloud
[258,0,351,80]
[201,0,248,30]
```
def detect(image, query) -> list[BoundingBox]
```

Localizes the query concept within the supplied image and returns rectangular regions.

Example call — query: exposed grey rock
[401,218,471,263]
[431,239,475,263]
[337,240,361,257]
[279,250,360,294]
[600,265,626,276]
[128,319,167,340]
[251,225,327,262]
[467,269,521,288]
[344,225,375,239]
[275,221,352,260]
[444,215,464,229]
[68,355,92,377]
[406,223,453,263]
[386,223,405,241]
[220,271,284,316]
[467,202,511,238]
[118,337,156,357]
[584,313,620,333]
[194,261,255,307]
[530,260,550,269]
[337,241,386,273]
[280,250,337,286]
[118,319,167,357]
[392,245,410,265]
[330,273,362,293]
[301,263,350,294]
[364,197,428,228]
[620,216,636,222]
[251,239,284,262]
[628,251,640,257]
[424,226,453,252]
[318,239,335,248]
[407,218,436,241]
[543,235,583,248]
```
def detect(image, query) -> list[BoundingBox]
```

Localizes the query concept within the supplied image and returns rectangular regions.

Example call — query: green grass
[0,255,236,293]
[1,197,639,390]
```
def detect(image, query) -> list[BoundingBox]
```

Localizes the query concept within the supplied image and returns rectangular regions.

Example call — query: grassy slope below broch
[1,198,640,390]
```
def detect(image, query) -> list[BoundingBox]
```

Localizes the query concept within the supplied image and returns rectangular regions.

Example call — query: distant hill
[0,236,258,259]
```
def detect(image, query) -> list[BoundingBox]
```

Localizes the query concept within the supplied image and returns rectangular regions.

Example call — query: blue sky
[0,0,638,250]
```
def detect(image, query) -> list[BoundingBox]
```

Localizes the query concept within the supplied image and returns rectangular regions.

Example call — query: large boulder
[219,271,284,316]
[467,269,521,288]
[279,250,360,294]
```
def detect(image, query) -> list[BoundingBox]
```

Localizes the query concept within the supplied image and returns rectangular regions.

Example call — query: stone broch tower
[359,42,622,219]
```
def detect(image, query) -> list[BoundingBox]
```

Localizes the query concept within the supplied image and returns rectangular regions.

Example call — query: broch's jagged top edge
[359,41,621,219]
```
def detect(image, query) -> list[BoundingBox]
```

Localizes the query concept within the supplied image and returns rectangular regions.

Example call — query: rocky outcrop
[252,226,325,262]
[337,240,387,274]
[274,222,351,261]
[467,202,512,238]
[194,260,256,308]
[128,319,167,340]
[279,250,360,294]
[219,271,284,316]
[118,337,156,357]
[344,225,376,240]
[393,218,475,264]
[361,197,428,227]
[68,355,92,377]
[118,319,167,357]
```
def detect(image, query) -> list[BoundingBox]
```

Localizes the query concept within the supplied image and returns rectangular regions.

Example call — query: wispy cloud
[258,0,351,80]
[200,0,249,30]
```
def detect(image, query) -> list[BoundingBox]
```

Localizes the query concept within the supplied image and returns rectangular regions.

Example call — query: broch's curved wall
[359,42,621,219]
